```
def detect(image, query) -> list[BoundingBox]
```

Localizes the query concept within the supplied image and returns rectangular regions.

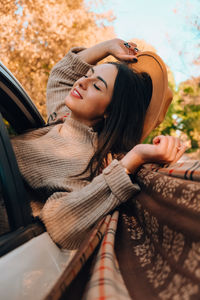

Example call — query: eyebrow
[91,67,108,89]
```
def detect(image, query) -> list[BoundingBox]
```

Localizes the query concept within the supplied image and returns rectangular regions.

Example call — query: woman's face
[65,64,118,126]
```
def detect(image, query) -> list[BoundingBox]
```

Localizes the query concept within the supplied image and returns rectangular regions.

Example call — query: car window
[0,63,45,256]
[0,179,10,236]
[3,118,17,137]
[0,113,45,256]
[0,116,18,237]
[0,113,30,229]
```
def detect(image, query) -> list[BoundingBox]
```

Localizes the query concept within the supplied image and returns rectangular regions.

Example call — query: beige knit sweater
[12,48,140,249]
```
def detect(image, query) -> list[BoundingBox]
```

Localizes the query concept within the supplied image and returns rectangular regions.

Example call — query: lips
[71,88,83,99]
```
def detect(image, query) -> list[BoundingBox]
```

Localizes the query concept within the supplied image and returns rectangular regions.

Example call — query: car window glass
[0,179,10,236]
[0,118,18,236]
[3,118,17,137]
[0,118,12,236]
[0,113,29,234]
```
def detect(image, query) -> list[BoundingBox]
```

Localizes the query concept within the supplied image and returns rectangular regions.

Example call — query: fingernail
[132,58,138,63]
[134,47,139,52]
[124,42,131,49]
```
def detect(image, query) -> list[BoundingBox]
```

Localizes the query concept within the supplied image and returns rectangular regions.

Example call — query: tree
[0,0,115,118]
[176,77,200,153]
[145,75,200,158]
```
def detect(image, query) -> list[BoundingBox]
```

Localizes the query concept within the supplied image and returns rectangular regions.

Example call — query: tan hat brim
[129,51,173,141]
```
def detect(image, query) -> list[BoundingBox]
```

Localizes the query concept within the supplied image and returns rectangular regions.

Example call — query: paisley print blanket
[45,160,200,300]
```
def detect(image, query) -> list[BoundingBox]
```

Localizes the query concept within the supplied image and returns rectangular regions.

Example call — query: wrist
[119,162,135,183]
[104,39,116,56]
[106,38,123,57]
[120,150,145,174]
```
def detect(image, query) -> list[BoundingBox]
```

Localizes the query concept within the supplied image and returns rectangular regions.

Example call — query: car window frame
[0,60,45,133]
[0,62,46,257]
[0,113,32,229]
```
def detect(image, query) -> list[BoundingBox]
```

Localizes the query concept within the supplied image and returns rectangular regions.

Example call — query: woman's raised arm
[77,38,138,65]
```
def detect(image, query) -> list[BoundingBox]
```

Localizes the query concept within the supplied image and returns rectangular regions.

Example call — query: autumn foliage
[0,0,115,118]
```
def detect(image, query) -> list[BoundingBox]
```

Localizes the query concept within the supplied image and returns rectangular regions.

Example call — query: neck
[70,112,101,128]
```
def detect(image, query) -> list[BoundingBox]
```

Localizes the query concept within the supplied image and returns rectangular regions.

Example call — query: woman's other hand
[121,135,187,174]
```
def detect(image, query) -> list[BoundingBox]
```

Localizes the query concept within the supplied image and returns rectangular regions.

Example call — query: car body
[0,61,76,299]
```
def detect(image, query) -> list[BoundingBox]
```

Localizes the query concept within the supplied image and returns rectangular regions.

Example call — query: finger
[172,144,187,163]
[126,41,137,48]
[117,53,138,62]
[168,137,180,161]
[123,42,139,56]
[153,135,167,147]
[153,136,161,145]
[153,135,169,161]
[166,135,174,151]
[128,42,140,54]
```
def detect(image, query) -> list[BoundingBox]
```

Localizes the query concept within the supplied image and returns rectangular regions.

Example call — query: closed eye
[83,73,101,91]
[94,84,101,91]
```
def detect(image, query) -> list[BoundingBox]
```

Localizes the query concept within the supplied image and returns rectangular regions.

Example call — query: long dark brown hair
[78,62,152,181]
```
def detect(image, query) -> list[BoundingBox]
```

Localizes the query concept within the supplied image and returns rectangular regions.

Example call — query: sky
[86,0,200,86]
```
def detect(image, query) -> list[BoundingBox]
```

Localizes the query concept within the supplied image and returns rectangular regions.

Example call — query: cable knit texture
[11,48,140,249]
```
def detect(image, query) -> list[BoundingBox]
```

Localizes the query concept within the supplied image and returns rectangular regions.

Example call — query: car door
[0,61,76,300]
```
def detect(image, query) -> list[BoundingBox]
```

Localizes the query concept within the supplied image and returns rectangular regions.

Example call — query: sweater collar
[63,116,98,144]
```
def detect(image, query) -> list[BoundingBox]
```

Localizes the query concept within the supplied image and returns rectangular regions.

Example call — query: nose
[77,76,90,90]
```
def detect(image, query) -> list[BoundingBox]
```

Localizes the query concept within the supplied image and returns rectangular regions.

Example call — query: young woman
[12,38,186,249]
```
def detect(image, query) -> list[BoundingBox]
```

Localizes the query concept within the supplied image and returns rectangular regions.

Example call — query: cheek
[102,94,112,112]
[93,96,111,115]
[65,94,75,109]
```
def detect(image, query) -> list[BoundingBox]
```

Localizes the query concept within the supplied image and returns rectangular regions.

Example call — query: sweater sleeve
[40,159,140,249]
[46,47,93,118]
